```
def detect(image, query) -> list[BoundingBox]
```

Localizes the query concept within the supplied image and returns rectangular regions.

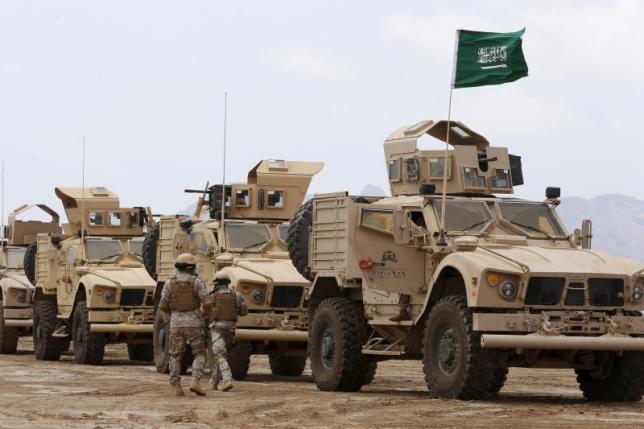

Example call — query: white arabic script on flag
[477,46,508,69]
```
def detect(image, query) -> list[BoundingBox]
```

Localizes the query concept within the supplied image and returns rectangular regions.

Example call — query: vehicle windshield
[5,248,26,268]
[278,224,289,241]
[433,199,493,232]
[498,201,566,238]
[128,240,143,257]
[85,239,124,261]
[225,223,272,250]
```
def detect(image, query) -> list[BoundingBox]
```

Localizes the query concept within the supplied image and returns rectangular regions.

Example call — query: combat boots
[173,383,185,397]
[220,379,233,392]
[389,304,410,322]
[189,378,206,396]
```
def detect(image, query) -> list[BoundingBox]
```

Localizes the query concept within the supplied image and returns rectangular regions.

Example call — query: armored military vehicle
[0,204,61,353]
[288,119,644,401]
[26,187,156,364]
[143,159,323,378]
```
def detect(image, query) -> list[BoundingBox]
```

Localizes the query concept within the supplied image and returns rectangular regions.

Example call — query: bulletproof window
[6,248,26,268]
[85,239,123,261]
[88,211,104,226]
[266,190,285,208]
[498,201,566,238]
[108,211,122,226]
[429,156,450,179]
[235,189,251,207]
[462,167,486,190]
[490,169,512,190]
[433,199,493,233]
[405,158,420,182]
[128,239,143,257]
[388,159,401,182]
[127,211,139,228]
[188,231,209,253]
[278,224,289,241]
[66,246,76,265]
[410,211,426,228]
[360,209,394,234]
[91,187,110,196]
[450,126,470,138]
[268,159,288,170]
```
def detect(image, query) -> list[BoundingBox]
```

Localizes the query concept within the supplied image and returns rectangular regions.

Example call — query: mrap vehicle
[288,119,644,401]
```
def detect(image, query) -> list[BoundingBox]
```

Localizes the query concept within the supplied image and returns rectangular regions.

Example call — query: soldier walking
[158,253,212,396]
[209,271,248,392]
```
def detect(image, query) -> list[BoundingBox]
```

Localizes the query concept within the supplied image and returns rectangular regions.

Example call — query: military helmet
[213,271,231,287]
[175,253,197,270]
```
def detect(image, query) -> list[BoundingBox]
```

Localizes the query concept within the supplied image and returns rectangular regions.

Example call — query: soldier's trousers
[210,326,235,383]
[169,327,206,385]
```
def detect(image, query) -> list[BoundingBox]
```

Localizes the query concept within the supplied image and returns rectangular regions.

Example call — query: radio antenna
[220,92,227,224]
[81,137,86,245]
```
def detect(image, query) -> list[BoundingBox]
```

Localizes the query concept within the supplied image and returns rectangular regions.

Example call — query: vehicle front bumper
[88,308,154,333]
[3,307,33,327]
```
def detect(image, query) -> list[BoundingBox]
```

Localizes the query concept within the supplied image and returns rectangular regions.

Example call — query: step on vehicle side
[0,204,61,353]
[144,159,323,378]
[288,119,644,401]
[26,187,156,364]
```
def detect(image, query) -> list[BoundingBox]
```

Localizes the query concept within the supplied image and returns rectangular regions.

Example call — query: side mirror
[581,219,592,249]
[546,187,561,199]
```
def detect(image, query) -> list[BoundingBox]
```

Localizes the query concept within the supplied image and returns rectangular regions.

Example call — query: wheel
[0,301,19,354]
[576,352,644,401]
[153,309,191,374]
[127,343,154,362]
[268,353,307,376]
[309,297,373,392]
[33,300,63,361]
[72,301,105,364]
[142,224,160,279]
[422,296,500,400]
[360,359,378,386]
[229,341,252,380]
[286,199,313,280]
[23,241,37,285]
[489,367,509,394]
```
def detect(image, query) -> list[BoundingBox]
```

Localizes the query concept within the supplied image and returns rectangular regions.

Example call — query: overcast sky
[1,0,643,222]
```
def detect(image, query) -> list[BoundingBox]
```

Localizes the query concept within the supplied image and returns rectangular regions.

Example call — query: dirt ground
[1,338,644,429]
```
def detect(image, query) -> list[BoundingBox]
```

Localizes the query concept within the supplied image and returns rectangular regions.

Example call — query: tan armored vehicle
[27,187,156,364]
[0,204,60,353]
[144,159,323,378]
[288,119,644,401]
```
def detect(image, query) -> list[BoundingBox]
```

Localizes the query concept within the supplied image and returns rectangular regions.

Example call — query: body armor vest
[214,289,237,321]
[169,276,198,312]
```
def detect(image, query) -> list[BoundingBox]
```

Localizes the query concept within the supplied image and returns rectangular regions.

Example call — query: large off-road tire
[127,343,154,362]
[489,367,509,394]
[268,353,307,377]
[422,296,501,400]
[33,300,63,361]
[0,302,19,354]
[153,309,191,374]
[309,297,373,392]
[229,340,252,380]
[72,301,105,365]
[23,241,37,285]
[287,199,313,280]
[142,224,160,279]
[576,352,644,402]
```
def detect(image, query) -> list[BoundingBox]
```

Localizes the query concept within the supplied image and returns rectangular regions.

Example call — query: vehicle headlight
[499,281,517,299]
[251,288,265,303]
[10,288,27,304]
[633,285,644,301]
[95,286,117,304]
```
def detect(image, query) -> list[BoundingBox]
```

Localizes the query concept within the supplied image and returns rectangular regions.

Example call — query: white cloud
[267,47,347,81]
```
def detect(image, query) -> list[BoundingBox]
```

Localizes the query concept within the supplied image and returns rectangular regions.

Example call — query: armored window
[405,158,420,182]
[225,223,271,249]
[66,246,76,265]
[429,156,450,179]
[278,224,289,241]
[490,169,512,190]
[450,126,470,138]
[268,159,288,170]
[235,189,251,207]
[360,209,394,234]
[128,239,143,257]
[108,211,122,226]
[85,239,123,261]
[388,159,401,182]
[188,231,209,253]
[5,248,26,268]
[91,187,110,196]
[88,211,104,226]
[498,202,566,238]
[266,190,285,208]
[462,167,486,190]
[433,199,493,233]
[127,212,139,228]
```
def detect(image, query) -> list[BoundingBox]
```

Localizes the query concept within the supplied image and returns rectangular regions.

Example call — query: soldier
[158,253,211,396]
[209,271,248,392]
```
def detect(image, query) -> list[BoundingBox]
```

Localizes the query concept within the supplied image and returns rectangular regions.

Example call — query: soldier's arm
[236,293,248,316]
[195,278,213,312]
[158,280,172,313]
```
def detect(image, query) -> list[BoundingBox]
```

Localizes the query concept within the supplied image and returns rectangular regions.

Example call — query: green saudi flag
[452,28,528,88]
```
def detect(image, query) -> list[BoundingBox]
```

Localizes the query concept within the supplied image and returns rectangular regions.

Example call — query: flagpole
[437,30,459,247]
[1,162,5,246]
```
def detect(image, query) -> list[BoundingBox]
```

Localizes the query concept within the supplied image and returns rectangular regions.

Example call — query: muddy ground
[1,338,644,429]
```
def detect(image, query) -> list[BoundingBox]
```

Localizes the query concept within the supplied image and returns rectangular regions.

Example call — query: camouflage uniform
[210,285,247,388]
[160,272,209,386]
